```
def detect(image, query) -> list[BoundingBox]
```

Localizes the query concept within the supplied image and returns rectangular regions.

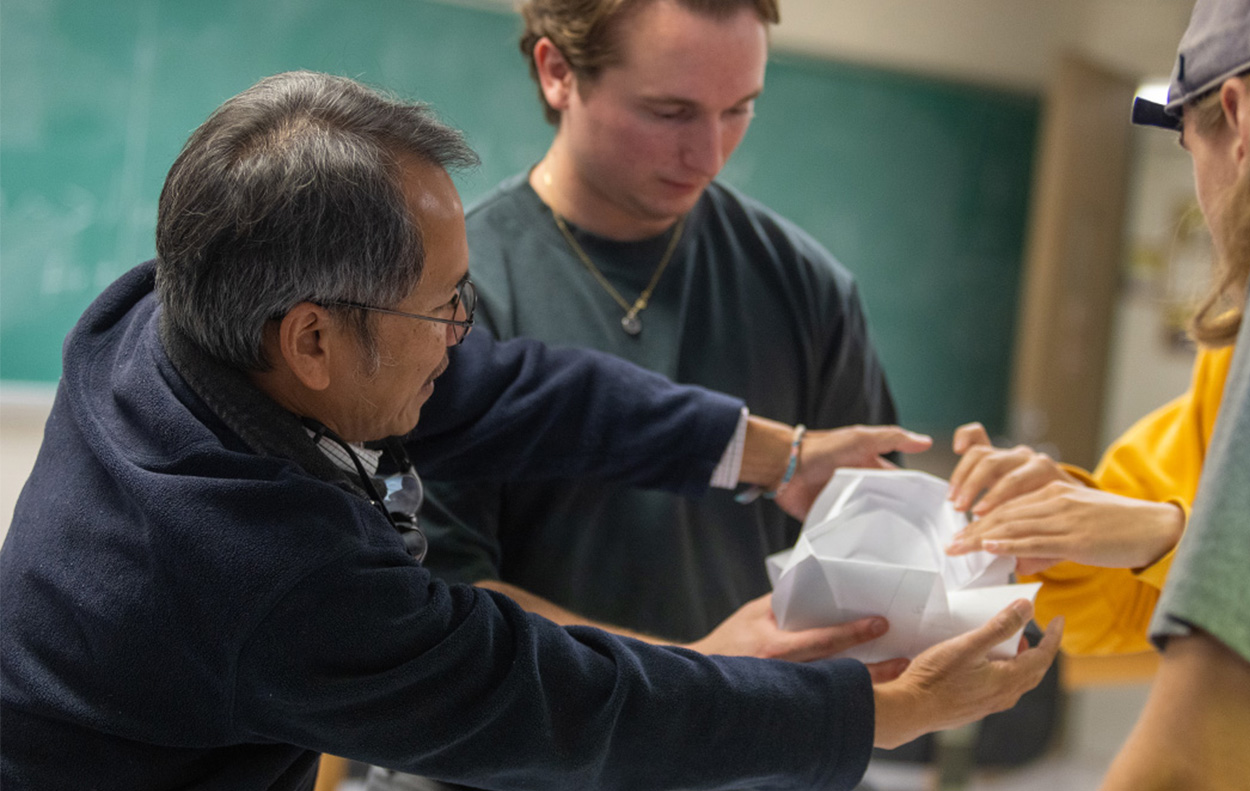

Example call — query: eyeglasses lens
[455,281,477,344]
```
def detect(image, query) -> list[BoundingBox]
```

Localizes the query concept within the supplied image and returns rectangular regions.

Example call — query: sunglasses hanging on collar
[303,419,429,563]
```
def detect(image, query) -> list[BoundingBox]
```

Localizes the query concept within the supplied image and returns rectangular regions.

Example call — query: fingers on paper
[951,421,991,455]
[947,487,1071,557]
[948,444,1053,513]
[786,616,889,662]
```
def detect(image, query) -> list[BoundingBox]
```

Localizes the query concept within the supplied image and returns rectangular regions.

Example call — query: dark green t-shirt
[422,174,897,642]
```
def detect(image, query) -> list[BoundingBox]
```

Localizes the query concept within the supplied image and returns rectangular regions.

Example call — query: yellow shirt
[1022,345,1233,655]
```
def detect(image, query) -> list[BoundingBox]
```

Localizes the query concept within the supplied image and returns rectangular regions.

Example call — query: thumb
[866,657,910,684]
[948,599,1033,659]
[857,426,932,456]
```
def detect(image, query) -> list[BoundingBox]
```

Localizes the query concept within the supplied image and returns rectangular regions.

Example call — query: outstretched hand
[687,593,909,683]
[947,421,1078,515]
[773,425,933,520]
[872,600,1062,749]
[945,482,1185,575]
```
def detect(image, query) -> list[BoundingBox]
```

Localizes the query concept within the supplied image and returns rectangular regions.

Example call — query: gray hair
[155,70,479,371]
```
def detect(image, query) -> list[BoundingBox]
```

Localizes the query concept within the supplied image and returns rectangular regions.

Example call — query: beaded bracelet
[734,424,806,504]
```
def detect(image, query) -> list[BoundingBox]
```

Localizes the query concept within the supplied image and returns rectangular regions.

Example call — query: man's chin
[399,390,433,435]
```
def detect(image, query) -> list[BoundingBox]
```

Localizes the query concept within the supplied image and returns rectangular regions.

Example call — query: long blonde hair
[1187,75,1250,347]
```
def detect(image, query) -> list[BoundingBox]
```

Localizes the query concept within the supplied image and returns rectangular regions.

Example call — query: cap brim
[1132,97,1181,130]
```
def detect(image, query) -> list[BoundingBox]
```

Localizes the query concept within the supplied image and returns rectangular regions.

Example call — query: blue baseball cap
[1132,0,1250,130]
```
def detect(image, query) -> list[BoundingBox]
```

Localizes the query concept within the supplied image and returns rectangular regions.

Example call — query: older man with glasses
[0,70,1060,791]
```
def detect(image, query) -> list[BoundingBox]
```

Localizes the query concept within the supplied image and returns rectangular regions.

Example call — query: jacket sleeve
[408,329,743,498]
[1025,346,1233,655]
[233,540,875,790]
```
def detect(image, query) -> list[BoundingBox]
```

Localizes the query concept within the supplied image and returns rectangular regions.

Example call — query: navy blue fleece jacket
[0,262,874,790]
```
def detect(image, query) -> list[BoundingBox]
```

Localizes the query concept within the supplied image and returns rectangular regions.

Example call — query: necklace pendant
[621,314,643,336]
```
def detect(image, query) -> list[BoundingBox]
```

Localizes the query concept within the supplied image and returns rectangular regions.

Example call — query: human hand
[945,482,1185,575]
[947,421,1079,515]
[872,600,1062,749]
[772,424,933,521]
[687,593,909,683]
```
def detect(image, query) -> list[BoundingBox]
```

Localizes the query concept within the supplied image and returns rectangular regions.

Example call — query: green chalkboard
[738,54,1039,435]
[0,0,1037,435]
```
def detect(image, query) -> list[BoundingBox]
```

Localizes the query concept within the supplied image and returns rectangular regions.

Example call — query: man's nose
[680,117,726,177]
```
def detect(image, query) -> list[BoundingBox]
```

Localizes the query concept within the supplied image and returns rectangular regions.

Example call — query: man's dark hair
[155,70,478,370]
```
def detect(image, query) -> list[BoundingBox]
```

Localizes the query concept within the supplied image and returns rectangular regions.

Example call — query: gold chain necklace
[552,211,686,336]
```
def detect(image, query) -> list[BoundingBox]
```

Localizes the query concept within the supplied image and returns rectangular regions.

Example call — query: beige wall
[1101,126,1207,448]
[1,0,1201,534]
[1,393,54,542]
[459,0,1191,88]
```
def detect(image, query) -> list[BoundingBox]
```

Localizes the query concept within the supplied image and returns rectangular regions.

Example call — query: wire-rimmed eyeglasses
[324,279,477,345]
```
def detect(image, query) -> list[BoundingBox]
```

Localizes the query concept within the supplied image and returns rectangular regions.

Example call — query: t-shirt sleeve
[1151,318,1250,661]
[813,276,899,431]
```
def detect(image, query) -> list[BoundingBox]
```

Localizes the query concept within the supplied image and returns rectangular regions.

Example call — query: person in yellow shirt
[958,0,1250,784]
[944,345,1233,655]
[943,37,1247,658]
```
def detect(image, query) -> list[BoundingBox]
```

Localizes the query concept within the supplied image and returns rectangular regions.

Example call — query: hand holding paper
[767,468,1041,663]
[769,424,933,521]
[686,593,909,681]
[872,598,1062,749]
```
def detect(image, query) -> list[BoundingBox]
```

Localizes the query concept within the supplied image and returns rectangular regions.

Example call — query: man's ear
[276,302,335,391]
[533,36,575,114]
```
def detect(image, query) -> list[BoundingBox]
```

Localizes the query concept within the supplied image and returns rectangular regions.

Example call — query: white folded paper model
[767,468,1041,663]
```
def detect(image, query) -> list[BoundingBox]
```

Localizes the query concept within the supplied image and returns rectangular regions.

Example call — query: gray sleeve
[1150,293,1250,661]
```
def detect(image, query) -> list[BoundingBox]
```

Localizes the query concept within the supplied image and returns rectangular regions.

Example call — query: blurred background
[0,1,1206,788]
